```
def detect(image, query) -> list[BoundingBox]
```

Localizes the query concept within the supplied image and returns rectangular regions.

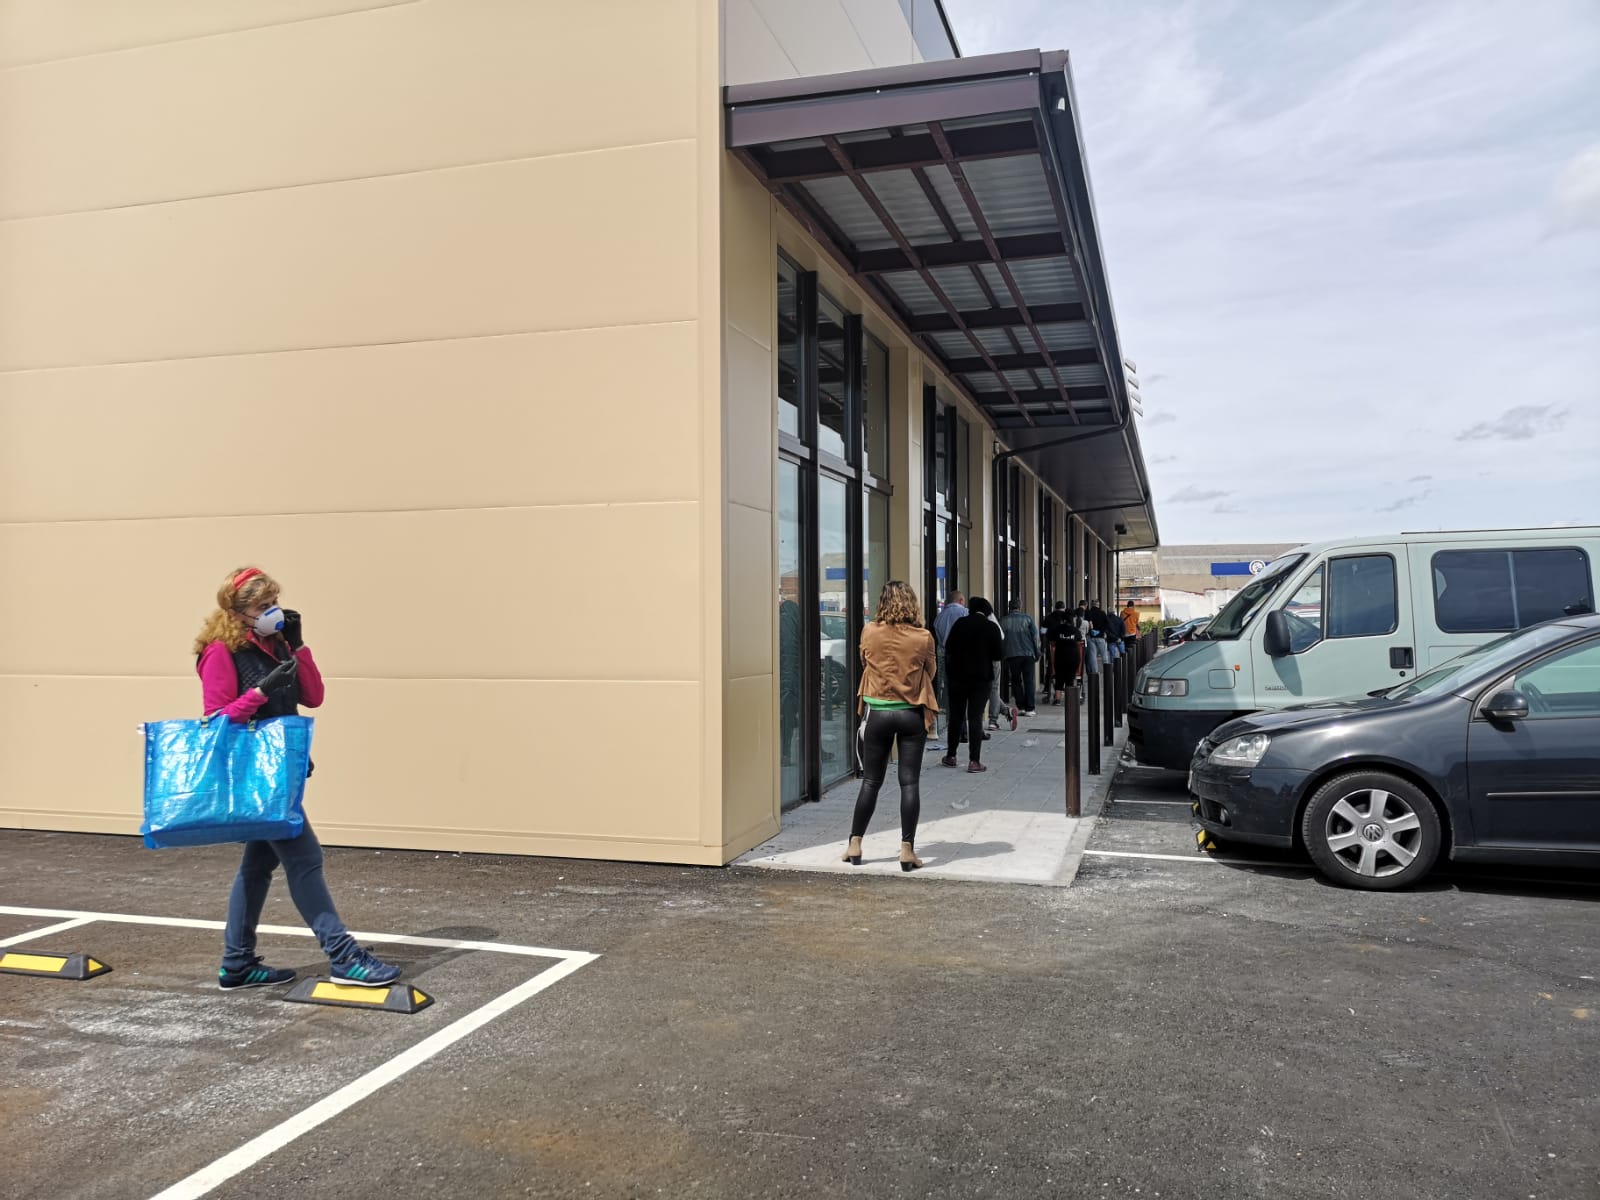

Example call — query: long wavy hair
[191,566,281,655]
[875,580,924,627]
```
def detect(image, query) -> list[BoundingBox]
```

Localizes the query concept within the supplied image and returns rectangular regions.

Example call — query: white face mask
[252,606,285,637]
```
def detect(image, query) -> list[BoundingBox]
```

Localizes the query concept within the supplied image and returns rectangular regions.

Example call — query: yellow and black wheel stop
[0,950,112,980]
[1196,829,1219,853]
[284,977,434,1013]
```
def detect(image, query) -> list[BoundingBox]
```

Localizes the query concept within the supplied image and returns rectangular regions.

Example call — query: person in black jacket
[939,596,1004,773]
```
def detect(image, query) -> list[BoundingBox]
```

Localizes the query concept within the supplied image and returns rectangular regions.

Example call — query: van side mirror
[1482,691,1529,722]
[1263,610,1292,658]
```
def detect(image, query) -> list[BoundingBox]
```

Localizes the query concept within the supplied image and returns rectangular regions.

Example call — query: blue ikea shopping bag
[141,715,314,848]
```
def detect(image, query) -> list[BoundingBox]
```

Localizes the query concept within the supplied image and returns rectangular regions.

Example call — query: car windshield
[1382,623,1574,700]
[1202,554,1306,641]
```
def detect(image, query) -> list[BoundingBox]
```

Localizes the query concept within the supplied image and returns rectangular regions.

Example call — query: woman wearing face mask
[193,566,401,991]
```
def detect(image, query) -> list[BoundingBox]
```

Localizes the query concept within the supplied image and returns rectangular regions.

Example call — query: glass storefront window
[956,415,969,518]
[817,294,848,461]
[866,489,889,622]
[958,523,971,597]
[933,403,949,500]
[935,517,949,609]
[864,336,889,478]
[778,262,801,439]
[779,460,805,807]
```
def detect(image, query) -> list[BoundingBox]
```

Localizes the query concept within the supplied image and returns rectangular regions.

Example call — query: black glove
[256,657,299,697]
[282,609,304,650]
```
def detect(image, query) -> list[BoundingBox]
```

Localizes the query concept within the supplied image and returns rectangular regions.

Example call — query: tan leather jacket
[855,621,940,733]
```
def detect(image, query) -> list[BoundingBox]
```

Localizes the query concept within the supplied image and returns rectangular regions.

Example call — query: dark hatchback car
[1189,614,1600,889]
[1164,617,1210,646]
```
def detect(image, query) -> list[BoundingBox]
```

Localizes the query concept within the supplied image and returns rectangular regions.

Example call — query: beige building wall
[0,0,742,862]
[722,0,923,86]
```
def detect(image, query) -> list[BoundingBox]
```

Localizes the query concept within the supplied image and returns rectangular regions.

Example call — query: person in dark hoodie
[939,596,1005,773]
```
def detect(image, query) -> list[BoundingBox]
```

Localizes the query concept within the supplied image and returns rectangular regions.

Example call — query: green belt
[862,698,916,711]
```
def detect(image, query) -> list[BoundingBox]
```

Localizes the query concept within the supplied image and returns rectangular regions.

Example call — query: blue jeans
[222,821,356,969]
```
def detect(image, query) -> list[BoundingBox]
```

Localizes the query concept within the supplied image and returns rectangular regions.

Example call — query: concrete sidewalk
[737,689,1129,886]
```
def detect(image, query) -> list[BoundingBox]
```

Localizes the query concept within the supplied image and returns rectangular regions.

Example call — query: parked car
[1163,617,1210,646]
[1188,613,1600,889]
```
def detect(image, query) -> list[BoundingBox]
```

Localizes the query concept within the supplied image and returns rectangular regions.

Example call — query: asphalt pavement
[2,774,1596,1199]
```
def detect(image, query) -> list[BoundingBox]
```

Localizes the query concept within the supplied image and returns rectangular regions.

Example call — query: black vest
[230,640,300,719]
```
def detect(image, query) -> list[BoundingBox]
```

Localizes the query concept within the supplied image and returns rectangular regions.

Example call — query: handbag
[141,714,314,848]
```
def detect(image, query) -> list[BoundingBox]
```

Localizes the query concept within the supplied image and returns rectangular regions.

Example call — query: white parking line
[0,915,94,946]
[0,904,597,1200]
[1110,799,1194,806]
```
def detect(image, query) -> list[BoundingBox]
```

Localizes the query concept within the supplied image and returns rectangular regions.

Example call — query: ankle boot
[899,841,924,872]
[843,835,863,865]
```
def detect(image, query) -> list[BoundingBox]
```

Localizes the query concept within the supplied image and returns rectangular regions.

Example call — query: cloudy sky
[945,0,1600,545]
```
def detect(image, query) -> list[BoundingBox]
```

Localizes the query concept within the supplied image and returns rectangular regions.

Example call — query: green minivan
[1128,527,1600,770]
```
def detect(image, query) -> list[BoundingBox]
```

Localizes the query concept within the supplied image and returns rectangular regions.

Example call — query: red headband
[232,568,264,592]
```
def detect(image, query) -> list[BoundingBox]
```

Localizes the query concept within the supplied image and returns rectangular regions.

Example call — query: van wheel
[1301,772,1441,891]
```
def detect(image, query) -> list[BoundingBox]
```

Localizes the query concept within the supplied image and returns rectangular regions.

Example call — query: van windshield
[1203,554,1306,641]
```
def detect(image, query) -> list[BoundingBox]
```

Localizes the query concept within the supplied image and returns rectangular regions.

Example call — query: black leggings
[850,708,927,843]
[946,681,990,764]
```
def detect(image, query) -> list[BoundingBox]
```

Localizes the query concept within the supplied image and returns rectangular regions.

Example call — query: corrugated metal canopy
[726,50,1157,550]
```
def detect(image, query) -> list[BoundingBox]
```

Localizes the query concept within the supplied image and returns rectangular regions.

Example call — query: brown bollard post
[1086,673,1101,776]
[1064,683,1081,816]
[1113,653,1125,728]
[1103,663,1116,747]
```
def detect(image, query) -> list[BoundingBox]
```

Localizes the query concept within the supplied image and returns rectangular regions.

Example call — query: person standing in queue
[1000,598,1041,716]
[930,590,967,753]
[940,596,1005,773]
[842,581,939,872]
[1041,601,1072,704]
[1121,600,1141,652]
[194,566,402,991]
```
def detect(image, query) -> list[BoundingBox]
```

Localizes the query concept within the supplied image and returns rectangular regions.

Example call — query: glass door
[818,472,852,786]
[778,458,807,807]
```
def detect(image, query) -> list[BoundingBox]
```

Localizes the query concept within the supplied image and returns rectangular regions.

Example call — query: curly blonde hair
[874,580,924,627]
[191,566,281,655]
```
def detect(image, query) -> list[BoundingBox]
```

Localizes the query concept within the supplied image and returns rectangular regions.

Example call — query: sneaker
[940,755,959,768]
[330,947,401,988]
[968,761,988,773]
[1008,706,1019,731]
[1023,710,1037,718]
[218,960,296,990]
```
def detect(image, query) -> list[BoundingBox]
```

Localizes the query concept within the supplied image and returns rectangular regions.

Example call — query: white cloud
[1551,145,1600,231]
[1456,404,1569,442]
[947,0,1600,544]
[1169,485,1232,503]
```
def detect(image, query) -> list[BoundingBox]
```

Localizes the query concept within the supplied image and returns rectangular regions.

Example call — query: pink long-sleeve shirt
[197,636,325,720]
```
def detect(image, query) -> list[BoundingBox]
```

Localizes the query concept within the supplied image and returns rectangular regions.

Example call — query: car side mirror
[1263,610,1292,658]
[1482,690,1529,722]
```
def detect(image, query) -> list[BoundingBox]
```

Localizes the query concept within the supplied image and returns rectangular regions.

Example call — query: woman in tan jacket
[842,580,940,872]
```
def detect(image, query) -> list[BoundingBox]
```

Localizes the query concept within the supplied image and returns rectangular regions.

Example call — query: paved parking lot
[3,784,1597,1199]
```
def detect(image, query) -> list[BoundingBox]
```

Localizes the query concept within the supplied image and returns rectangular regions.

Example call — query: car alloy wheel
[1301,771,1442,891]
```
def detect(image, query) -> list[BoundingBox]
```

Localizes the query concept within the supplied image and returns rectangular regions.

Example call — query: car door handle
[1390,647,1415,670]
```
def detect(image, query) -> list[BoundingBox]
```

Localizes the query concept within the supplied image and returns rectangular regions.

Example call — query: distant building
[1120,544,1299,622]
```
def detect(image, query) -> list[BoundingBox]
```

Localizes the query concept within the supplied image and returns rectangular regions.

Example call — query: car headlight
[1142,677,1189,697]
[1208,733,1271,768]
